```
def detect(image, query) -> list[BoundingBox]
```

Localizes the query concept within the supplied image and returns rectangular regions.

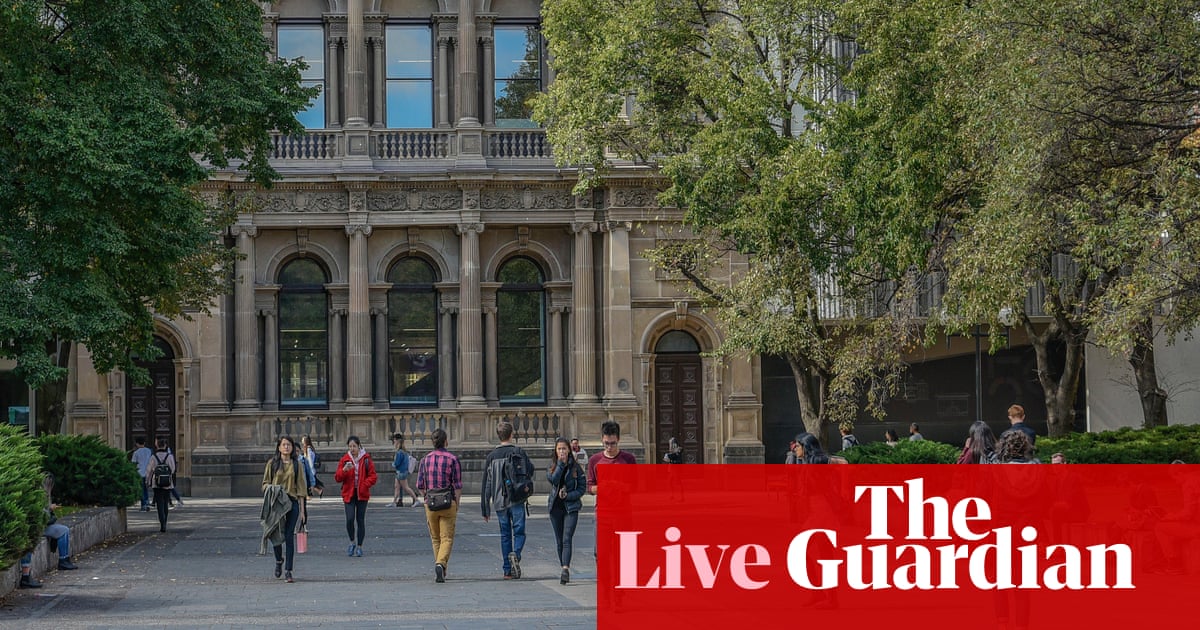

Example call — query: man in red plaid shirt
[416,428,462,583]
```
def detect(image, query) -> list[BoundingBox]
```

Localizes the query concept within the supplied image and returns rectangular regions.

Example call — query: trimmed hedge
[841,439,960,464]
[0,426,48,571]
[1036,424,1200,463]
[37,434,142,507]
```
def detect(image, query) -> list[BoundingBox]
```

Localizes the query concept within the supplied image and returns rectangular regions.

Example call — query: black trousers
[153,488,171,529]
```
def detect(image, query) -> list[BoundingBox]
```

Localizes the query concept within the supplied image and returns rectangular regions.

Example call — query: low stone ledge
[0,506,127,598]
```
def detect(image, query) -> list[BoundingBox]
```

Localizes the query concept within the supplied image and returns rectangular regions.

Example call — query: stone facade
[57,0,766,496]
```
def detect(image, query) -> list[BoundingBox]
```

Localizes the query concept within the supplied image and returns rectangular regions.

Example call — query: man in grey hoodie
[481,421,534,579]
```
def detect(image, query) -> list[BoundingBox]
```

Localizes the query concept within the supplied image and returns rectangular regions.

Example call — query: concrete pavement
[0,496,597,629]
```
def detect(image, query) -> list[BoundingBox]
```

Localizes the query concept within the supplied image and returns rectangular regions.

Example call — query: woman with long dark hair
[261,435,307,583]
[547,437,587,584]
[957,420,1000,464]
[334,435,378,557]
[792,432,831,464]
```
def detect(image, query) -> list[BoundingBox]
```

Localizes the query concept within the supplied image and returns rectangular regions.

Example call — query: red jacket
[333,451,378,503]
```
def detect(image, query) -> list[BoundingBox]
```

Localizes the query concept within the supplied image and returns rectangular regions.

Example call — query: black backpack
[501,449,533,504]
[152,454,172,489]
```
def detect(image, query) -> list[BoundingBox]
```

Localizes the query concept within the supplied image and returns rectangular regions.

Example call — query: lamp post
[956,307,1016,424]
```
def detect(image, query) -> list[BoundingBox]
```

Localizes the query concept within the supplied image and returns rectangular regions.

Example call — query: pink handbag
[296,527,308,554]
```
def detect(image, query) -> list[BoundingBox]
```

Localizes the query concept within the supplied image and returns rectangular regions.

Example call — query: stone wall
[0,506,126,599]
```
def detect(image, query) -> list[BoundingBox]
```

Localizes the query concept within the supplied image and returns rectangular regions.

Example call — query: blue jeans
[140,483,149,509]
[498,503,527,574]
[46,523,70,559]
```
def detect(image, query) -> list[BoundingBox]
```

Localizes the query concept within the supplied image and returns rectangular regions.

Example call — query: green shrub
[0,426,48,570]
[841,439,959,464]
[1037,424,1200,463]
[37,434,142,507]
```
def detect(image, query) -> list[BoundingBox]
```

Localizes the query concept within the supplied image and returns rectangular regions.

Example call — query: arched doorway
[126,336,176,452]
[653,331,703,463]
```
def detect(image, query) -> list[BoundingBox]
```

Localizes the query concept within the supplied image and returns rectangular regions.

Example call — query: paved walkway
[0,496,596,629]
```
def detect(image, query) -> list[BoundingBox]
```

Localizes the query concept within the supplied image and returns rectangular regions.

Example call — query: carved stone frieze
[252,191,349,213]
[366,189,461,212]
[367,190,408,212]
[420,190,463,211]
[480,188,572,210]
[610,188,660,208]
[531,190,573,209]
[480,188,523,210]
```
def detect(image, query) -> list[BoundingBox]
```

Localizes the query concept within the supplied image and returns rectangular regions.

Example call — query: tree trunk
[34,340,72,435]
[1028,322,1085,437]
[787,353,824,438]
[1129,317,1168,428]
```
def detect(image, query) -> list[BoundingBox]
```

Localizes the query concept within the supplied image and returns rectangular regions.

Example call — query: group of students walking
[258,420,621,585]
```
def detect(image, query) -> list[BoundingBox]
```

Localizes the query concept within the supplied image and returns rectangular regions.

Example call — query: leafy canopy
[0,0,316,386]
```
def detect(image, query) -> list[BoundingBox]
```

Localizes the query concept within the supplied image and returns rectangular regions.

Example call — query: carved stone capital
[345,223,373,238]
[231,224,258,239]
[603,220,633,233]
[439,306,460,315]
[455,222,485,235]
[330,307,348,318]
[571,221,597,234]
[257,308,277,318]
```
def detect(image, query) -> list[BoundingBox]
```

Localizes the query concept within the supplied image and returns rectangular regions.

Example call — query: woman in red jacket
[334,435,378,557]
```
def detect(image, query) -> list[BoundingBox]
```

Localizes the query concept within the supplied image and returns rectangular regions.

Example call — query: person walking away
[1001,404,1038,447]
[908,423,924,441]
[130,436,153,511]
[146,438,176,532]
[839,422,860,451]
[481,421,535,579]
[391,434,420,507]
[548,437,586,584]
[417,428,462,583]
[261,436,309,583]
[300,434,324,498]
[165,447,184,506]
[334,435,378,557]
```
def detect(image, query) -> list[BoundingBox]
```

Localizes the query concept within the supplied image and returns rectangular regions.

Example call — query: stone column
[370,36,385,127]
[483,304,498,401]
[345,223,373,405]
[456,0,478,125]
[456,223,485,404]
[435,35,452,128]
[603,221,637,404]
[372,306,388,405]
[480,34,494,126]
[232,223,259,409]
[345,0,367,126]
[438,304,457,402]
[262,307,279,409]
[329,308,346,406]
[548,305,565,402]
[328,37,343,128]
[571,221,598,402]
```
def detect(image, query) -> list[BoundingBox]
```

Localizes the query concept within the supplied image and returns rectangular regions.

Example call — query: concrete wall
[0,506,126,598]
[1086,332,1200,431]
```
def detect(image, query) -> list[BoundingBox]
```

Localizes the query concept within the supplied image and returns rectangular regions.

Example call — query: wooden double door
[126,337,176,453]
[654,353,704,464]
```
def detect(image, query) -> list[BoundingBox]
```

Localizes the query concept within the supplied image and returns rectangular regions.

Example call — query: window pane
[279,292,328,405]
[279,258,327,286]
[388,290,438,404]
[494,26,540,81]
[494,26,541,127]
[277,26,325,129]
[498,347,544,400]
[386,26,432,79]
[655,330,701,353]
[498,257,543,284]
[277,26,325,80]
[497,288,545,402]
[386,81,433,128]
[388,257,437,284]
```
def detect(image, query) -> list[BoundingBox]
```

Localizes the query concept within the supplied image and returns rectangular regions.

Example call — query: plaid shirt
[416,448,462,491]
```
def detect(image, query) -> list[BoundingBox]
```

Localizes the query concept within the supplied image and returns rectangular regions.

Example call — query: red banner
[596,465,1199,628]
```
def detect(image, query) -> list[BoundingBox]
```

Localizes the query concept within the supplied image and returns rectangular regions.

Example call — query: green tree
[930,0,1200,433]
[835,0,1200,435]
[0,1,316,412]
[535,0,942,437]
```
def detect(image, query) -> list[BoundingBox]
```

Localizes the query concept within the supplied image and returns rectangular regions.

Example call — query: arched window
[655,330,701,353]
[278,258,328,407]
[387,257,438,404]
[497,257,546,403]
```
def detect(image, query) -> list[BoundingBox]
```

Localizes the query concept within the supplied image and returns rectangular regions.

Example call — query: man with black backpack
[481,421,534,579]
[146,438,176,533]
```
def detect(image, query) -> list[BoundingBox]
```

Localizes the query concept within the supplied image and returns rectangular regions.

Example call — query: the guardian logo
[615,478,1133,591]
